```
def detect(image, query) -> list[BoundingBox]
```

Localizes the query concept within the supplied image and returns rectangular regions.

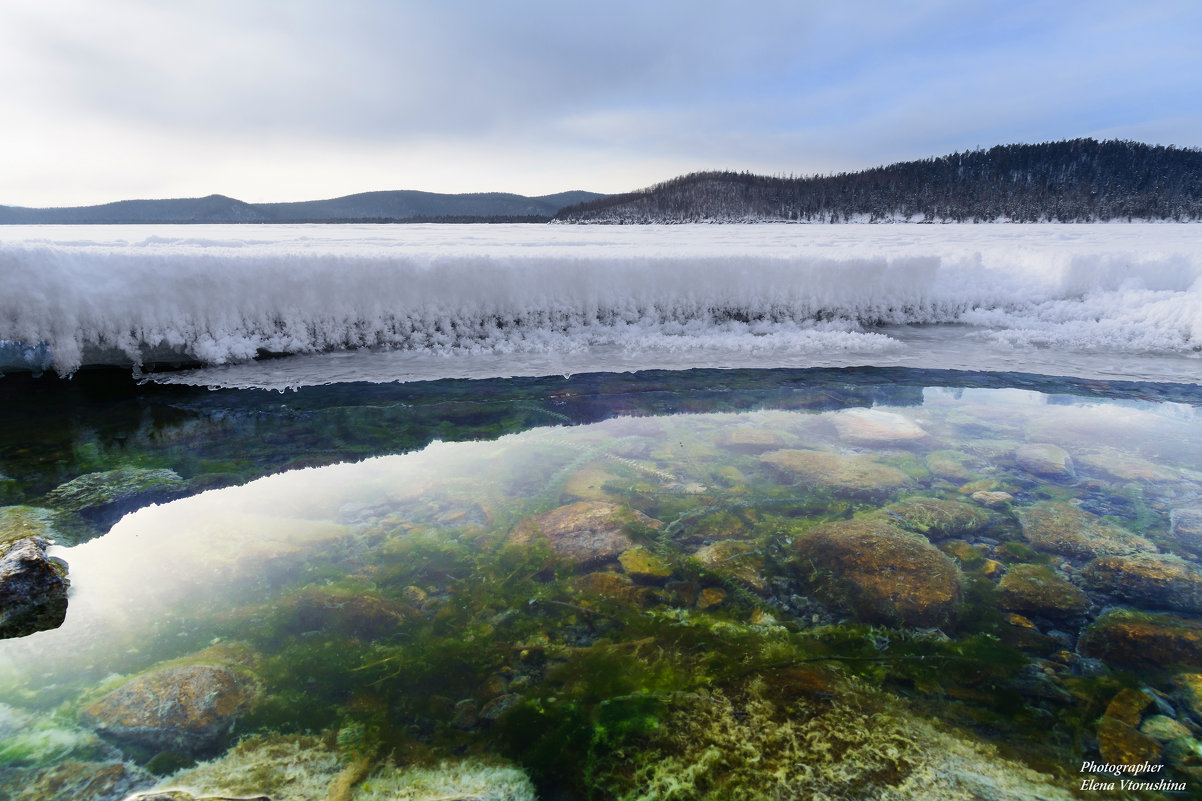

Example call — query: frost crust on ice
[1,223,1200,377]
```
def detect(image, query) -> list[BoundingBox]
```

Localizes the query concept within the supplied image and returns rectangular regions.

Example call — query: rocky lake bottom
[1,367,1201,801]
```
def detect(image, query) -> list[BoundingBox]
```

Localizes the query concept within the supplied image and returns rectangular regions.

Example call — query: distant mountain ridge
[0,189,604,224]
[554,139,1202,223]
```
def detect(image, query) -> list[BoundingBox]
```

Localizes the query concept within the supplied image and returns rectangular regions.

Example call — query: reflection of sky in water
[3,388,1201,704]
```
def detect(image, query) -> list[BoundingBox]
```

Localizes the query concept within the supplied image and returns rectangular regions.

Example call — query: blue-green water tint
[2,368,1202,800]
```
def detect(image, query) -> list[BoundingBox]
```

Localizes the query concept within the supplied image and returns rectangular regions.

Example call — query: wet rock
[573,572,652,606]
[1141,715,1192,742]
[0,503,98,546]
[509,501,662,569]
[45,467,187,529]
[1015,443,1075,479]
[1076,448,1183,485]
[150,733,340,800]
[996,564,1089,619]
[618,546,672,584]
[0,535,69,639]
[1097,716,1161,766]
[793,516,962,628]
[479,693,522,722]
[925,450,985,484]
[715,428,789,453]
[1016,501,1156,560]
[1176,673,1202,720]
[693,540,766,590]
[760,449,914,499]
[829,408,927,445]
[971,490,1013,507]
[880,497,991,541]
[1083,553,1202,613]
[80,663,258,754]
[1163,737,1202,778]
[696,587,726,609]
[1080,610,1202,670]
[452,699,479,730]
[1168,507,1202,560]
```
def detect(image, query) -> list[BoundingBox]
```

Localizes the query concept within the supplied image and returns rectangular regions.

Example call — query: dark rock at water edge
[0,535,69,639]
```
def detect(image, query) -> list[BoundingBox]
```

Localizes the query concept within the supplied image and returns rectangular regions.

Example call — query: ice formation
[1,223,1199,381]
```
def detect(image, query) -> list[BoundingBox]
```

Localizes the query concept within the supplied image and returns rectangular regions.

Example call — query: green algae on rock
[1079,610,1202,670]
[508,501,663,570]
[1082,553,1202,614]
[45,467,187,530]
[881,496,992,541]
[996,564,1090,619]
[793,516,963,627]
[759,449,915,499]
[1015,501,1156,560]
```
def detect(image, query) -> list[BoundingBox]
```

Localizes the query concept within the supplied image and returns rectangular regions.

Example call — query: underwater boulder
[829,408,927,446]
[793,516,962,628]
[508,501,662,569]
[618,546,673,584]
[1015,501,1156,560]
[925,449,985,484]
[1075,447,1184,485]
[1167,507,1202,561]
[0,535,69,640]
[1079,610,1202,670]
[881,497,992,541]
[996,564,1090,619]
[692,539,767,590]
[45,467,187,530]
[714,427,790,453]
[1096,689,1162,767]
[1083,553,1202,614]
[80,663,258,755]
[759,449,915,499]
[1015,443,1075,480]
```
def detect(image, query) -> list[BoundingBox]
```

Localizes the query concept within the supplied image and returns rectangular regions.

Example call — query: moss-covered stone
[1083,553,1202,613]
[793,517,962,628]
[760,449,915,499]
[996,564,1089,619]
[44,467,187,529]
[508,501,662,570]
[696,587,726,610]
[1097,716,1161,767]
[971,491,1013,508]
[1079,610,1202,670]
[1174,673,1202,720]
[573,572,653,606]
[692,540,766,590]
[881,497,992,541]
[1015,501,1155,560]
[80,647,261,755]
[6,761,152,801]
[1167,507,1202,561]
[1076,448,1183,485]
[925,450,985,484]
[618,547,673,584]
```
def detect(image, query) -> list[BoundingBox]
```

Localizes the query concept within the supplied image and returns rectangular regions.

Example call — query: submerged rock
[715,427,789,453]
[1015,501,1155,560]
[1079,610,1202,670]
[925,450,985,484]
[0,535,69,639]
[1082,553,1202,613]
[1097,689,1161,767]
[829,408,927,445]
[760,449,914,499]
[1015,443,1075,480]
[509,501,663,569]
[573,572,652,606]
[1076,448,1184,485]
[693,540,766,590]
[80,663,258,754]
[1167,507,1202,560]
[996,564,1089,619]
[45,467,187,529]
[970,490,1013,507]
[881,497,992,541]
[618,546,673,584]
[793,516,962,627]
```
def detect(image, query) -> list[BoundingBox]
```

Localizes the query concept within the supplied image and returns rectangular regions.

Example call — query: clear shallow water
[2,367,1202,800]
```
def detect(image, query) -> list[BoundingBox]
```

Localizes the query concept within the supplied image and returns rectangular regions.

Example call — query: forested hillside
[554,140,1202,223]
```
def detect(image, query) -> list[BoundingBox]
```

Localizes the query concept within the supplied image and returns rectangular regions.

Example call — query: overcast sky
[2,0,1200,206]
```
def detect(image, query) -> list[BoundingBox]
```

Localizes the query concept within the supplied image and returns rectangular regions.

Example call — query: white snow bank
[1,223,1200,377]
